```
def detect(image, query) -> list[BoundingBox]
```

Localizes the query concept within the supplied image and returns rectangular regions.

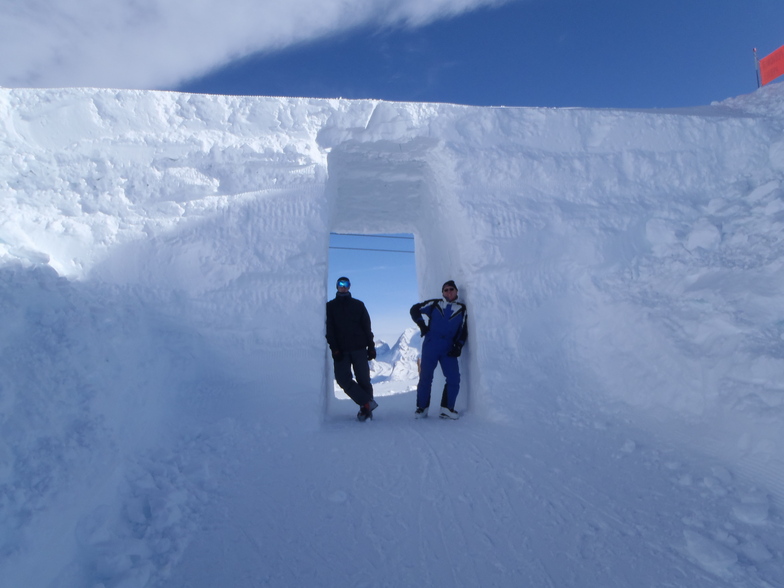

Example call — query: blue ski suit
[410,297,468,410]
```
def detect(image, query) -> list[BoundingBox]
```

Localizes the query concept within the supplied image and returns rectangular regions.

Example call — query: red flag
[760,45,784,86]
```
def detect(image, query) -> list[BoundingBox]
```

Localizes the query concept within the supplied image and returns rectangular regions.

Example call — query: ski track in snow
[2,85,784,586]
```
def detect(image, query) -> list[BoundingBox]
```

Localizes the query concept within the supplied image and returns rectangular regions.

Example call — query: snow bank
[4,83,784,459]
[2,84,784,585]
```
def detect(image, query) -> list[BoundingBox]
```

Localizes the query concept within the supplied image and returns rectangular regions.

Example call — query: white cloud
[0,0,514,89]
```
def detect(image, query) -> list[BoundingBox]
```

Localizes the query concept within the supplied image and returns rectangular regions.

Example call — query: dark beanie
[337,276,351,289]
[442,280,457,291]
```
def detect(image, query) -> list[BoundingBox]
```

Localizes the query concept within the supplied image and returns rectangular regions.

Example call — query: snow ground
[2,85,784,587]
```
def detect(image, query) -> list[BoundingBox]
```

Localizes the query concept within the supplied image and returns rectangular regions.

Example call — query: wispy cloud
[0,0,514,89]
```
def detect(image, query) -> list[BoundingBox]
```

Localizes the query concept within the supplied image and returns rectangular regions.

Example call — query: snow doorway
[326,232,421,417]
[322,131,461,420]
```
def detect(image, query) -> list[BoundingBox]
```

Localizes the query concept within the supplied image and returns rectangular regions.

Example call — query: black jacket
[326,293,374,352]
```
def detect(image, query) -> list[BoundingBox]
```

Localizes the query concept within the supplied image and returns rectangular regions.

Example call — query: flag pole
[754,48,761,88]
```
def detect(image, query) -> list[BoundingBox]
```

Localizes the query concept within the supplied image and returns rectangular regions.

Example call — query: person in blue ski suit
[410,280,468,420]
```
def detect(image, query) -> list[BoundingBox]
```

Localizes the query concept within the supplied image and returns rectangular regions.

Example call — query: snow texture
[2,85,784,586]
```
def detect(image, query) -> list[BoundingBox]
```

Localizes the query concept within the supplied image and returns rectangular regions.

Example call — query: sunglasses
[442,287,456,292]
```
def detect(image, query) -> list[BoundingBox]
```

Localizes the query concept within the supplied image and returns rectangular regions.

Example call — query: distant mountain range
[333,327,423,397]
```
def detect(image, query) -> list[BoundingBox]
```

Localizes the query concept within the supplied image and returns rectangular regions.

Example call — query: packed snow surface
[2,85,784,587]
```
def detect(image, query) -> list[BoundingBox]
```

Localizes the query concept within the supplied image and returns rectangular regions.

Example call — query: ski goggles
[337,279,350,288]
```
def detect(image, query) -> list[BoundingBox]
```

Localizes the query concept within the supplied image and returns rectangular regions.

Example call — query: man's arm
[325,302,337,350]
[456,308,468,347]
[448,306,468,357]
[409,301,424,325]
[360,302,374,348]
[410,299,436,336]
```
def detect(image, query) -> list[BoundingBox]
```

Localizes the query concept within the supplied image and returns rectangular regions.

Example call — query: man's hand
[367,346,377,361]
[331,349,344,361]
[418,323,430,337]
[447,344,462,357]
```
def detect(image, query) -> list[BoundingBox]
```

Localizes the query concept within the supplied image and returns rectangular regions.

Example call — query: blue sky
[326,234,418,341]
[3,0,781,104]
[179,0,782,109]
[2,0,782,339]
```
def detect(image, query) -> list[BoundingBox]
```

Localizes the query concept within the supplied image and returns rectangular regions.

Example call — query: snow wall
[3,86,784,494]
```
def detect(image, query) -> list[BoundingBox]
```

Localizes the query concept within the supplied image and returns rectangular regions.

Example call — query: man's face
[442,286,457,302]
[337,280,350,294]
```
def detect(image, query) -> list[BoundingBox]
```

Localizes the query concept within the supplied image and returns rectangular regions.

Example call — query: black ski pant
[333,349,373,406]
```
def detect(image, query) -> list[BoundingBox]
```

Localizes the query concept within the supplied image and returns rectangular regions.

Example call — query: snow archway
[325,128,480,411]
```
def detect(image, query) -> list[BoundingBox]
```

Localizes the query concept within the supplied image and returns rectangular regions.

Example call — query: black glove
[331,349,344,362]
[367,346,377,361]
[447,344,462,358]
[418,323,430,337]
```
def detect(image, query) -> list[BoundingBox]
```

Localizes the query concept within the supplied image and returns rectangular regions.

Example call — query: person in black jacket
[326,276,378,421]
